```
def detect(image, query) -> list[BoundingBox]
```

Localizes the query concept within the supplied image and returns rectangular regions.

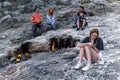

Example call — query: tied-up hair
[89,28,99,46]
[48,8,54,16]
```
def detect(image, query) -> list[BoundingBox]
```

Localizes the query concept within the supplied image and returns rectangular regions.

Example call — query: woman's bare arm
[77,42,94,48]
[92,47,99,53]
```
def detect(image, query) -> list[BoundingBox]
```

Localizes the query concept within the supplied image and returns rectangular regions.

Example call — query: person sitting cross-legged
[74,28,104,71]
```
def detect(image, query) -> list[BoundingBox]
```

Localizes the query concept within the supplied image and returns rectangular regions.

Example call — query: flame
[16,58,21,62]
[16,53,22,62]
[17,54,22,57]
[25,52,28,55]
[52,41,55,51]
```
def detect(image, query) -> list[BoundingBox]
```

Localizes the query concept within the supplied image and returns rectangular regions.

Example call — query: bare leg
[90,47,99,62]
[74,47,85,69]
[79,47,85,63]
[84,46,92,64]
[82,20,86,27]
[77,20,80,28]
[84,46,99,64]
[80,46,99,71]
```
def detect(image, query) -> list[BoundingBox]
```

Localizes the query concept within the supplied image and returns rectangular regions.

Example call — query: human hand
[87,42,94,47]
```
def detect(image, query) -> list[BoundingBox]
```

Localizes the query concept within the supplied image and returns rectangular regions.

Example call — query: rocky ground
[0,0,120,80]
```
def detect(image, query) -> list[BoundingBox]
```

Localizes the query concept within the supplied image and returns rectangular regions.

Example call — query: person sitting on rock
[30,7,44,38]
[46,7,56,30]
[74,28,104,71]
[77,6,87,17]
[72,6,87,30]
[76,12,87,31]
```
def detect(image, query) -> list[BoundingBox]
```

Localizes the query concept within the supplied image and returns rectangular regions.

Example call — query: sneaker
[81,27,85,31]
[82,64,92,71]
[98,52,104,64]
[73,25,77,28]
[74,61,82,69]
[76,27,80,31]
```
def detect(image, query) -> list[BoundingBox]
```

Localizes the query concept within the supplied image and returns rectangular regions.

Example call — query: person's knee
[85,45,90,49]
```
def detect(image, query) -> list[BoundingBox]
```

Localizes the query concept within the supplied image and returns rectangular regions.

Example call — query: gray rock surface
[93,0,107,5]
[3,1,12,7]
[61,52,78,59]
[0,15,12,23]
[0,0,120,80]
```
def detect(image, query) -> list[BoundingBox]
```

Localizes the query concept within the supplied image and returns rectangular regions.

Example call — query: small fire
[16,58,21,62]
[18,54,22,57]
[16,53,22,62]
[25,52,29,55]
[52,41,55,51]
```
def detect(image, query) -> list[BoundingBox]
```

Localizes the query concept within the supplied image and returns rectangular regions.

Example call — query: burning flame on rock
[16,53,22,62]
[25,52,28,55]
[52,41,55,51]
[16,58,21,62]
[18,54,22,57]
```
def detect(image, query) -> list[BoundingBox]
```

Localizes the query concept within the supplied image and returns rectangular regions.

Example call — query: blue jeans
[32,22,44,38]
[72,16,77,27]
[46,21,56,30]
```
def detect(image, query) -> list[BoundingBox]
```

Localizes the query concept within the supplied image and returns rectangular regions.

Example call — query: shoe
[82,64,92,71]
[74,61,82,69]
[73,25,77,28]
[98,52,104,64]
[81,27,85,31]
[76,27,80,31]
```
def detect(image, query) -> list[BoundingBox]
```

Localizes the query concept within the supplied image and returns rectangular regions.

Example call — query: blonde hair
[73,10,78,15]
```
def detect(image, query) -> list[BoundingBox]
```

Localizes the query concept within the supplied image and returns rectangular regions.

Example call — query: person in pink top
[30,7,44,38]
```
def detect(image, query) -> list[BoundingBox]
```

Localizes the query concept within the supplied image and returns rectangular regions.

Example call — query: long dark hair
[48,8,54,16]
[89,28,99,46]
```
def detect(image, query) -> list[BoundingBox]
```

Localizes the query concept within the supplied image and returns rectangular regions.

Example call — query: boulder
[0,15,12,23]
[3,28,84,60]
[28,36,50,52]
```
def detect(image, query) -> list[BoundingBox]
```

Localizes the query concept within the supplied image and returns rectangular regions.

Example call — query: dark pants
[79,21,88,28]
[32,22,44,38]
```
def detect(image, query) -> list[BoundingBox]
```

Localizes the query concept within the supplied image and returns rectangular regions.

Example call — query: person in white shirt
[46,8,56,30]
